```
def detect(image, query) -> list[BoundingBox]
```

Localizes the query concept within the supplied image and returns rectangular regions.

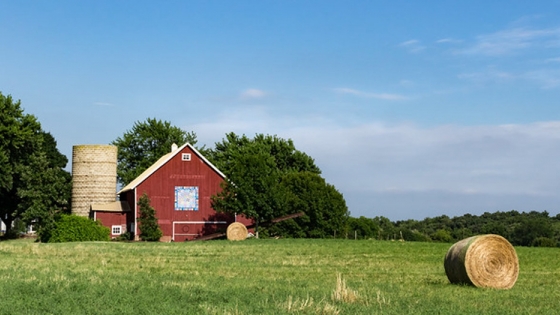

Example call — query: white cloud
[191,108,560,219]
[523,69,560,89]
[457,27,560,56]
[398,39,426,53]
[459,67,560,89]
[436,38,463,44]
[399,80,414,87]
[545,57,560,63]
[458,68,517,84]
[239,88,267,100]
[334,87,409,101]
[191,109,560,194]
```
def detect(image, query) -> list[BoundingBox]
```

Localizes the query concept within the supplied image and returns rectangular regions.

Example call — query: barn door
[173,222,202,241]
[172,221,228,241]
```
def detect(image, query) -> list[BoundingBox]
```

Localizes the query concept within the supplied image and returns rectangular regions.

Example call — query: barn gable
[118,143,225,194]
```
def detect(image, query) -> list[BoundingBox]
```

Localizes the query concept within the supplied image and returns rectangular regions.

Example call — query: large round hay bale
[444,234,519,289]
[227,222,247,241]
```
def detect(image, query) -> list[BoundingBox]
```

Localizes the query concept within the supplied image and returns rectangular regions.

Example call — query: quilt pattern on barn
[174,186,199,211]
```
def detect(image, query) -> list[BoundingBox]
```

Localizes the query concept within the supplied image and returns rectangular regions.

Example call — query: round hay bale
[444,234,519,289]
[226,222,248,241]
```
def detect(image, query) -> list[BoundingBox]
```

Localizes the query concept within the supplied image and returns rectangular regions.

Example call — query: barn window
[181,153,191,161]
[112,225,122,235]
[175,186,199,211]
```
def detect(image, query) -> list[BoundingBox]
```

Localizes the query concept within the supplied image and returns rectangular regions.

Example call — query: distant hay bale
[159,236,172,243]
[444,234,519,289]
[227,222,247,241]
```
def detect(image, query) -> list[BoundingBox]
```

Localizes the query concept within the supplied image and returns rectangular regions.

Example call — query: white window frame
[112,225,122,235]
[181,153,191,161]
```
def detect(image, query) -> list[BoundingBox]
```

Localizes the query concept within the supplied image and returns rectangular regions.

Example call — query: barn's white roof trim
[117,143,225,194]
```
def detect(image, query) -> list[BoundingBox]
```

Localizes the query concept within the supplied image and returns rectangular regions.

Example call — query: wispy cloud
[545,57,560,63]
[191,109,560,219]
[436,38,463,44]
[523,69,560,89]
[458,68,517,83]
[93,102,114,106]
[399,80,415,88]
[457,27,560,56]
[239,88,267,100]
[334,88,409,101]
[399,39,426,53]
[459,67,560,89]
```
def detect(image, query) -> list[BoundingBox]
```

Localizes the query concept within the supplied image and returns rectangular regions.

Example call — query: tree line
[0,93,71,240]
[2,91,559,246]
[347,210,560,247]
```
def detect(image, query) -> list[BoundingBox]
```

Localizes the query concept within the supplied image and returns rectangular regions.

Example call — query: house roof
[117,143,225,194]
[91,201,131,212]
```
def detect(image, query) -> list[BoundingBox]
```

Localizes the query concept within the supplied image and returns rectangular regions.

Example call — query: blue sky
[2,1,560,220]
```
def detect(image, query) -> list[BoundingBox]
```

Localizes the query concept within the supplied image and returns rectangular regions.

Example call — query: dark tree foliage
[388,210,560,246]
[511,217,554,247]
[211,140,289,233]
[375,216,398,240]
[111,118,201,186]
[209,133,321,176]
[138,193,163,241]
[267,172,349,238]
[0,93,71,238]
[347,216,380,239]
[210,133,347,238]
[21,131,72,242]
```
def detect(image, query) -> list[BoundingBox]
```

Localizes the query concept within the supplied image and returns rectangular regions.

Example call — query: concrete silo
[71,145,118,217]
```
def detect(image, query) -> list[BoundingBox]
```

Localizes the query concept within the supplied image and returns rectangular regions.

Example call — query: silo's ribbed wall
[71,145,118,217]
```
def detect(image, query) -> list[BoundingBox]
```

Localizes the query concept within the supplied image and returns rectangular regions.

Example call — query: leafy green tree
[210,133,347,238]
[209,133,318,230]
[209,133,320,176]
[19,151,72,241]
[431,229,453,243]
[400,228,432,242]
[347,216,380,239]
[138,193,163,241]
[20,131,72,241]
[212,143,287,233]
[512,217,554,246]
[374,216,396,240]
[111,118,201,186]
[480,222,509,239]
[278,171,348,238]
[0,93,71,237]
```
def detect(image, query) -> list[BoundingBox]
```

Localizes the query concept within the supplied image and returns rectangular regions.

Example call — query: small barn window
[175,186,199,211]
[181,153,191,161]
[112,225,122,235]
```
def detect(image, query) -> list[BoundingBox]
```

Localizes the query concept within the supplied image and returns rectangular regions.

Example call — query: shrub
[48,215,110,243]
[401,229,431,242]
[138,193,163,241]
[531,237,557,248]
[114,231,132,242]
[431,229,453,243]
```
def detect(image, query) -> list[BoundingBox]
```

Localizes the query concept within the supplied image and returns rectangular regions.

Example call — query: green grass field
[0,238,558,314]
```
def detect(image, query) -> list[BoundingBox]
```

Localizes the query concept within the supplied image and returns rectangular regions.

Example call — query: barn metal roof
[117,143,225,194]
[91,201,131,212]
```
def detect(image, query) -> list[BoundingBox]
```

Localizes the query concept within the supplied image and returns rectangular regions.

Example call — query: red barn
[92,143,251,241]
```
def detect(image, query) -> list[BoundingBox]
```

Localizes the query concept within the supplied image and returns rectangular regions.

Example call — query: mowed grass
[0,238,558,314]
